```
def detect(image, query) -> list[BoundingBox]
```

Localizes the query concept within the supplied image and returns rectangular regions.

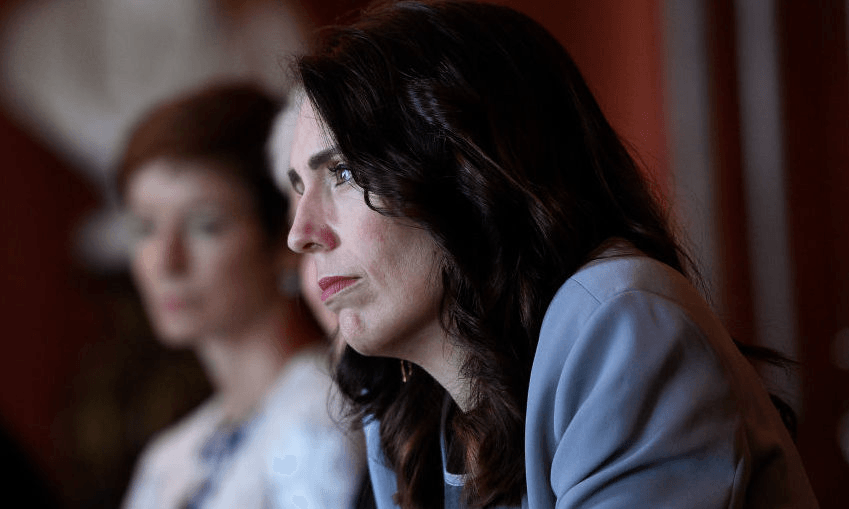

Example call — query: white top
[122,348,365,509]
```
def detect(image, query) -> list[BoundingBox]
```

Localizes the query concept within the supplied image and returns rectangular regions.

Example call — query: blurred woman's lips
[318,276,359,302]
[162,295,188,312]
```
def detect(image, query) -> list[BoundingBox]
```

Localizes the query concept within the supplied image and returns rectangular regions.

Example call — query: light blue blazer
[365,255,819,508]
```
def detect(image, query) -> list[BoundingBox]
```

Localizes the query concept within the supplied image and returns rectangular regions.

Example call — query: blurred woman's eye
[187,215,225,236]
[126,215,153,240]
[330,162,354,187]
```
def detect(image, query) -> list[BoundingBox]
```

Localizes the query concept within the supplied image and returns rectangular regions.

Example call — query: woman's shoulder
[261,346,337,419]
[526,254,819,508]
[256,348,367,509]
[135,397,222,470]
[254,345,358,453]
[530,252,744,427]
[122,398,220,508]
[561,254,695,307]
[541,254,702,338]
[537,253,711,363]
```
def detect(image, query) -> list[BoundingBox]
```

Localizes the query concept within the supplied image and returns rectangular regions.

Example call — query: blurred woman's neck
[195,297,314,422]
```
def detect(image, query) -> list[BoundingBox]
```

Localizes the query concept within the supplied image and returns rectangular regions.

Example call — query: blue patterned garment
[180,419,254,509]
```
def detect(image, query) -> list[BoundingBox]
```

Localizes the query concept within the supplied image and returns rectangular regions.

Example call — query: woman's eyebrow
[307,147,342,170]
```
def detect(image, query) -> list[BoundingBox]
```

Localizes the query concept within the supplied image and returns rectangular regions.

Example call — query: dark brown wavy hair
[296,1,727,507]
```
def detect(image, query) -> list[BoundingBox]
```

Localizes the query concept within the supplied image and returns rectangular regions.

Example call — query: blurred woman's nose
[287,193,337,253]
[160,229,187,275]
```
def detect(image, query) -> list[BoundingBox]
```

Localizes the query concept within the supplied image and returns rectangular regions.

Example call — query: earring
[400,360,411,383]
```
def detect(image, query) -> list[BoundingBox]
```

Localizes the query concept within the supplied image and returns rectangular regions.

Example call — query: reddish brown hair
[116,82,287,238]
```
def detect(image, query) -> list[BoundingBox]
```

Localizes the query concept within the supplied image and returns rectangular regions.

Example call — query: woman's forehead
[291,101,336,169]
[127,158,253,211]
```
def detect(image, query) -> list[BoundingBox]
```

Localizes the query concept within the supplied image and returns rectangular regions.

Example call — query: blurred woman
[284,2,818,508]
[118,83,363,509]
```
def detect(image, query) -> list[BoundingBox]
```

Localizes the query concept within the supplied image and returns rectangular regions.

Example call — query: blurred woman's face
[286,101,444,361]
[126,159,281,346]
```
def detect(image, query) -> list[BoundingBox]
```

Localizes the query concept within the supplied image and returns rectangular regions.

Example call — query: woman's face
[298,254,338,335]
[126,159,282,346]
[286,101,444,360]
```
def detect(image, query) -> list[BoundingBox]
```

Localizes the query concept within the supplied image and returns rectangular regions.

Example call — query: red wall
[0,107,101,482]
[496,0,669,188]
[0,8,101,489]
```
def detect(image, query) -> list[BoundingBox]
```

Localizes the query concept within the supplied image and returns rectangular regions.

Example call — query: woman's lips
[318,276,358,302]
[162,295,188,312]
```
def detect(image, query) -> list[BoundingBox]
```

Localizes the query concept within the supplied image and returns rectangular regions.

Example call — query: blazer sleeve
[526,287,753,508]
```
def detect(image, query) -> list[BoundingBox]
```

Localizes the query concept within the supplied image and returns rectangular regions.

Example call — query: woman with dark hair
[118,83,364,509]
[283,2,819,508]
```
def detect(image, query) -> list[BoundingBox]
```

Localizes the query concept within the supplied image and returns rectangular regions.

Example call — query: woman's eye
[188,216,224,236]
[331,163,354,186]
[126,216,153,240]
[288,169,304,195]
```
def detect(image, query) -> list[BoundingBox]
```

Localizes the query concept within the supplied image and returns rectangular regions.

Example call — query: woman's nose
[160,230,187,275]
[287,194,338,253]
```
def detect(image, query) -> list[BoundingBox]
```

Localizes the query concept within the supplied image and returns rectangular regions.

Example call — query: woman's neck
[195,299,309,421]
[415,337,474,413]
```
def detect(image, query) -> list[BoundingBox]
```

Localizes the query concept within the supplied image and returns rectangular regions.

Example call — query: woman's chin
[151,325,201,349]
